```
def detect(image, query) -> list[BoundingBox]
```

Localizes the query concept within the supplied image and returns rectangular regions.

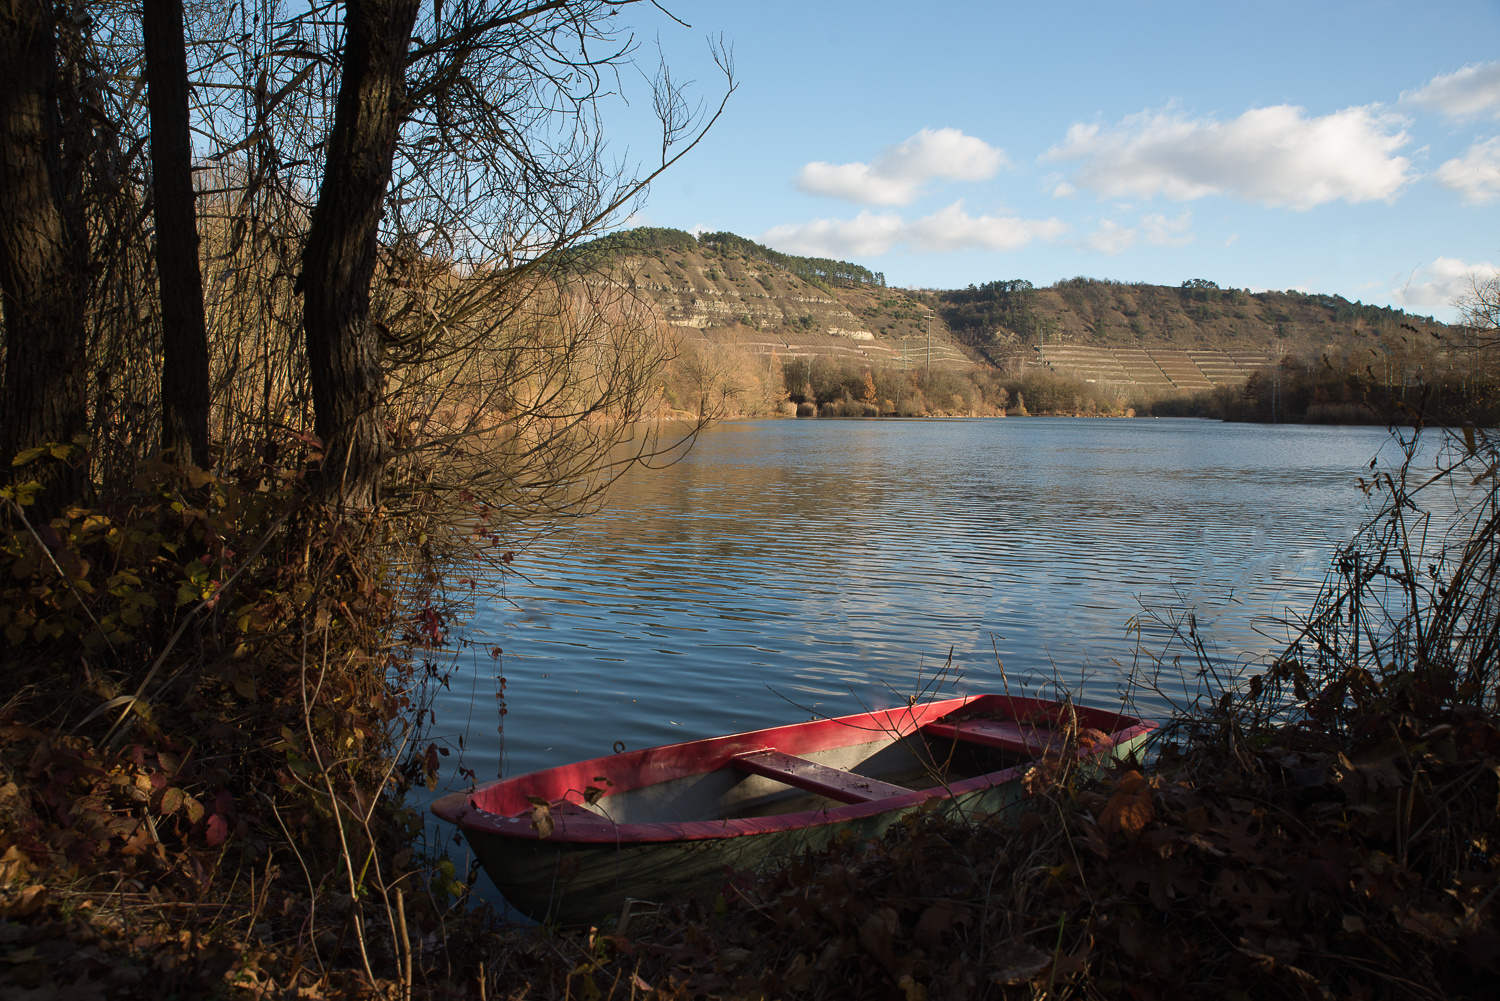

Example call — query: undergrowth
[3,418,1499,1000]
[0,441,464,998]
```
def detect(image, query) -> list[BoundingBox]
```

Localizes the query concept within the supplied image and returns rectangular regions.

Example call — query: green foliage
[0,456,249,656]
[565,227,886,291]
[936,279,1038,341]
[697,231,884,289]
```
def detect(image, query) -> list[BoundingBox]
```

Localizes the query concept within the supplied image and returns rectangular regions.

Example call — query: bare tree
[1454,272,1500,388]
[0,0,89,503]
[144,0,211,466]
[298,0,424,507]
[292,0,732,509]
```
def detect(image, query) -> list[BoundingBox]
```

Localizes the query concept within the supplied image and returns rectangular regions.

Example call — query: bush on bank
[0,442,464,997]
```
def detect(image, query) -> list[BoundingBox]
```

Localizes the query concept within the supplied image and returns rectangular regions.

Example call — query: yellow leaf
[10,447,47,467]
[897,975,928,1001]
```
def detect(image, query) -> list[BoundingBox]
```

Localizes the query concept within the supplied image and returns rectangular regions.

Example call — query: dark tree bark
[144,0,210,467]
[0,0,88,506]
[299,0,421,507]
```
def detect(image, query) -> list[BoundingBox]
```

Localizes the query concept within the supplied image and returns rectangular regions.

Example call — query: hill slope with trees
[576,228,1452,384]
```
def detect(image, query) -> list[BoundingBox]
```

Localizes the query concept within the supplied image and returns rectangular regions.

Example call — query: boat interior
[582,715,1069,826]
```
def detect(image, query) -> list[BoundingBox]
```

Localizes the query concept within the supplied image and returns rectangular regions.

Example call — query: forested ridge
[572,226,887,291]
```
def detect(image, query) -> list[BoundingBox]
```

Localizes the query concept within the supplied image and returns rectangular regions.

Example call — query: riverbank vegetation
[0,0,733,997]
[11,414,1484,998]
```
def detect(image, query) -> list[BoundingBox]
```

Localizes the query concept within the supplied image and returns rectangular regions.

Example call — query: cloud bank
[1046,105,1413,209]
[1403,62,1500,121]
[1390,256,1500,311]
[761,201,1067,259]
[796,128,1007,206]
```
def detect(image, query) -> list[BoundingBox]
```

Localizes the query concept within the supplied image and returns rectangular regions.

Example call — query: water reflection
[429,417,1429,797]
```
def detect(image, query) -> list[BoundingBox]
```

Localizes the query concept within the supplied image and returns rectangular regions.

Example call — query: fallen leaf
[990,941,1051,985]
[1099,770,1153,837]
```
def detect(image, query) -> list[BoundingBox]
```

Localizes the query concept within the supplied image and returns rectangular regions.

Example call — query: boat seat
[729,749,912,804]
[921,718,1062,756]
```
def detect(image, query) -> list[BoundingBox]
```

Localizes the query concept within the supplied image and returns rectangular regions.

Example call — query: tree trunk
[299,0,420,508]
[144,0,210,468]
[0,0,88,507]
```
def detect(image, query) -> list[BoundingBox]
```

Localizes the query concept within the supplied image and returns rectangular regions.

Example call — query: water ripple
[432,417,1433,786]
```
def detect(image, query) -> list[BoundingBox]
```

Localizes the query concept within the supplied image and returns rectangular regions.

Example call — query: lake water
[428,417,1427,799]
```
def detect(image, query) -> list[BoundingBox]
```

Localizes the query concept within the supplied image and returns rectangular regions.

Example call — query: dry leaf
[1098,769,1153,837]
[528,801,555,839]
[0,884,49,918]
[990,941,1051,985]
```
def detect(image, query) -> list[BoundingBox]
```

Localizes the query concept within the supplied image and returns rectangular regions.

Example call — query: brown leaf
[1399,906,1458,942]
[529,802,555,839]
[858,908,899,970]
[1077,727,1112,750]
[0,885,49,918]
[1099,770,1153,838]
[0,845,31,882]
[990,941,1051,985]
[913,900,970,948]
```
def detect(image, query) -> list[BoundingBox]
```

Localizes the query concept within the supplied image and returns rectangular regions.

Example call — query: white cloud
[1434,137,1500,204]
[1403,62,1500,121]
[1085,211,1194,256]
[760,211,908,259]
[1142,211,1194,247]
[1087,220,1137,255]
[1391,256,1500,311]
[1045,104,1413,209]
[796,128,1007,206]
[761,201,1067,258]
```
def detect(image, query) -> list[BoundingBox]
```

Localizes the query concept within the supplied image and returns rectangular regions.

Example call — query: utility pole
[926,311,932,375]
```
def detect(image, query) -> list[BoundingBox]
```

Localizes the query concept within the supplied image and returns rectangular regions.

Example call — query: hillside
[570,229,1452,398]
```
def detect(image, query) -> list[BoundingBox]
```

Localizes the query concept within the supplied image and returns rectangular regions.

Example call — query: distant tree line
[696,231,885,289]
[568,226,886,290]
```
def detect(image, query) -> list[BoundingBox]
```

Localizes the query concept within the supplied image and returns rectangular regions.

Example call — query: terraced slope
[571,228,1450,393]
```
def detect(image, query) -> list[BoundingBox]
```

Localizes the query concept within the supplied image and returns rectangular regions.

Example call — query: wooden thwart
[729,749,913,804]
[921,718,1062,756]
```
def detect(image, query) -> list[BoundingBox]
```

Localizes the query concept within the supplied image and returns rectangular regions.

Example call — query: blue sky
[604,0,1500,320]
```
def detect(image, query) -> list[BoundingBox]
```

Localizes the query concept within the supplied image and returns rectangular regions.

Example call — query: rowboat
[431,693,1154,924]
